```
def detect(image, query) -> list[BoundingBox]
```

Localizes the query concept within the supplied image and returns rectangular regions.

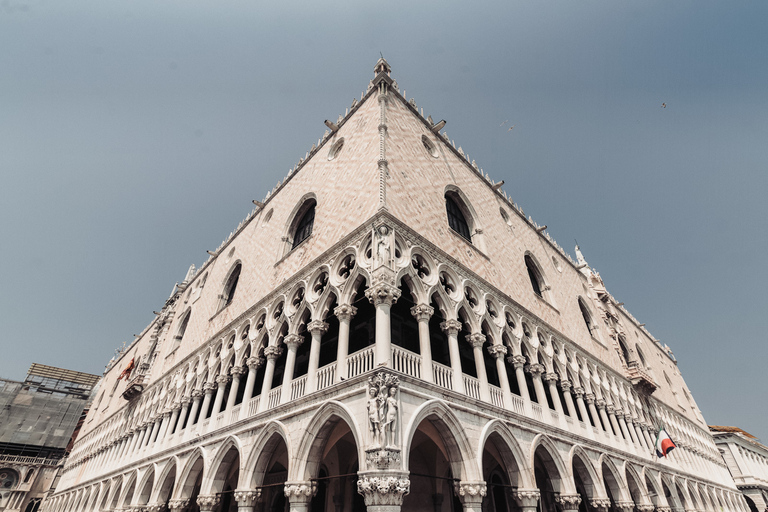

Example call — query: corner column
[411,304,434,383]
[365,276,401,367]
[334,305,357,382]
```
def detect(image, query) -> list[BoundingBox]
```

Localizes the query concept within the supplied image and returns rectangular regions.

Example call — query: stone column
[357,474,410,512]
[334,304,357,382]
[126,428,141,455]
[488,344,512,407]
[240,357,263,419]
[543,372,565,417]
[509,355,531,403]
[188,390,203,426]
[528,364,548,408]
[306,320,329,393]
[513,489,541,512]
[212,374,231,415]
[233,489,262,512]
[199,383,217,421]
[467,333,491,402]
[280,334,304,404]
[226,366,247,411]
[366,279,401,367]
[176,397,191,433]
[606,405,623,439]
[557,494,583,512]
[284,482,316,512]
[596,399,612,435]
[167,499,190,512]
[157,410,173,441]
[585,393,601,431]
[132,424,148,453]
[258,345,283,412]
[560,381,578,419]
[440,320,463,392]
[147,418,161,444]
[455,481,487,512]
[196,495,221,512]
[620,414,639,445]
[411,304,434,383]
[591,498,613,512]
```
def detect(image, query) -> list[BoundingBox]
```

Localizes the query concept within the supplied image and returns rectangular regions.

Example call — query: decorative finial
[574,240,588,266]
[374,56,391,77]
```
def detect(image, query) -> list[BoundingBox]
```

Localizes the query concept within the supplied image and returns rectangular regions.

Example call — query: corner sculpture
[366,372,400,449]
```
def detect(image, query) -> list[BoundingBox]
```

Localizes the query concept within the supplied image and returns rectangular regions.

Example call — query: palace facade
[43,60,747,512]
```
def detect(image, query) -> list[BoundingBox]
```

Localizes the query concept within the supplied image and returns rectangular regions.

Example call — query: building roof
[709,425,758,439]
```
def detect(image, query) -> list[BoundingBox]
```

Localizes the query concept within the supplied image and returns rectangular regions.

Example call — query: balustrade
[347,346,374,378]
[316,363,335,391]
[531,402,544,422]
[463,375,481,400]
[489,385,504,408]
[247,396,260,417]
[392,346,422,379]
[291,375,308,400]
[267,387,282,409]
[229,405,241,424]
[508,393,525,415]
[432,362,453,390]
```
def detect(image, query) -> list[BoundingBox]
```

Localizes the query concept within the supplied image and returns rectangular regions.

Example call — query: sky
[1,1,766,440]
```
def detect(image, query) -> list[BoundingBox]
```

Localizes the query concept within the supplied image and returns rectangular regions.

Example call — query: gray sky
[2,1,766,440]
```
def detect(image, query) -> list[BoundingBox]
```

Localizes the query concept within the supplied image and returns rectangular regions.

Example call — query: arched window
[175,310,191,344]
[525,255,544,297]
[292,202,316,249]
[618,336,631,365]
[636,345,647,368]
[221,263,241,309]
[445,194,471,241]
[578,298,594,335]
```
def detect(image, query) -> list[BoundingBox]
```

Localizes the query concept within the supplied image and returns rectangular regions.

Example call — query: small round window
[328,138,345,160]
[422,135,438,158]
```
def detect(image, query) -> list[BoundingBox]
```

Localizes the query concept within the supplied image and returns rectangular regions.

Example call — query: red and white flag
[655,426,676,457]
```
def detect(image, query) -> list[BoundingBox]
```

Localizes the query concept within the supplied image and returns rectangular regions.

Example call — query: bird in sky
[508,125,515,131]
[662,103,667,108]
[500,120,508,127]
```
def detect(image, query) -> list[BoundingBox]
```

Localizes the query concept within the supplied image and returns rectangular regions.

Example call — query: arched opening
[534,445,563,512]
[445,193,472,242]
[457,308,476,378]
[348,286,375,356]
[391,282,420,354]
[319,296,340,373]
[525,255,544,298]
[675,483,689,512]
[617,337,631,366]
[481,322,500,388]
[249,431,290,512]
[502,334,521,396]
[108,481,122,511]
[645,475,662,509]
[482,431,524,512]
[572,454,597,512]
[521,345,538,403]
[175,310,191,345]
[601,462,623,512]
[578,299,594,336]
[156,464,176,508]
[538,354,556,411]
[179,455,204,512]
[220,263,242,310]
[137,468,154,506]
[404,417,464,512]
[635,345,647,368]
[98,483,112,512]
[293,310,313,379]
[428,295,451,368]
[211,446,240,512]
[292,200,316,249]
[120,476,136,511]
[270,324,290,391]
[744,496,758,512]
[625,468,646,509]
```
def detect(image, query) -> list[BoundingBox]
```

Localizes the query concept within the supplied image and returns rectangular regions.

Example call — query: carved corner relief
[366,372,400,452]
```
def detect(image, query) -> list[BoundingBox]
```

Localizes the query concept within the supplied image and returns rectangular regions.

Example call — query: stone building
[0,364,99,512]
[710,426,768,512]
[44,60,749,512]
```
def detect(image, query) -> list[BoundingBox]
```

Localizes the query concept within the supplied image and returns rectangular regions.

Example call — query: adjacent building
[43,60,749,512]
[0,364,99,512]
[710,426,768,512]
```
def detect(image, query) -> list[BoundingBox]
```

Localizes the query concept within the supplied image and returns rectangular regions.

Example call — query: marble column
[280,334,304,404]
[258,345,283,412]
[585,394,602,431]
[284,481,316,512]
[233,489,262,512]
[411,304,434,383]
[509,355,531,403]
[366,280,401,367]
[147,417,161,444]
[528,364,548,409]
[488,344,512,407]
[334,304,357,383]
[596,399,612,435]
[560,380,578,419]
[199,382,217,421]
[606,405,623,440]
[455,481,487,512]
[467,333,491,402]
[187,390,203,426]
[227,366,247,411]
[156,410,172,441]
[440,320,463,392]
[240,356,264,419]
[212,374,232,415]
[305,320,329,393]
[543,372,565,417]
[175,396,191,433]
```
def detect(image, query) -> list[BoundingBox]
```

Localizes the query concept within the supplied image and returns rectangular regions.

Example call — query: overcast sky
[1,1,766,440]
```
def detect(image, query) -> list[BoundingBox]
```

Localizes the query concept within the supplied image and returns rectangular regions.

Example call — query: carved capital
[487,343,508,359]
[543,372,559,384]
[595,398,606,409]
[636,505,655,512]
[246,356,264,369]
[195,495,220,512]
[284,481,317,502]
[572,386,584,397]
[410,303,434,321]
[560,380,572,392]
[191,389,204,399]
[512,489,541,508]
[509,354,527,369]
[215,374,232,385]
[168,499,189,512]
[202,382,218,393]
[655,507,672,512]
[584,393,595,405]
[233,489,262,507]
[440,319,462,335]
[283,333,304,349]
[357,474,410,506]
[556,494,583,511]
[365,447,401,470]
[615,501,636,512]
[264,345,284,360]
[145,504,167,512]
[179,396,192,406]
[307,320,329,335]
[365,280,401,307]
[334,304,358,321]
[454,481,487,504]
[605,404,615,414]
[590,498,613,511]
[466,332,486,348]
[230,365,247,377]
[528,363,545,377]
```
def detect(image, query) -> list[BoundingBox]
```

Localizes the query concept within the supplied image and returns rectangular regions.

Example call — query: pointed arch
[135,465,155,506]
[477,419,533,489]
[569,445,603,499]
[203,435,243,495]
[150,457,179,505]
[598,454,631,502]
[175,447,208,499]
[243,420,292,488]
[291,400,365,482]
[530,433,574,494]
[118,470,138,508]
[403,399,479,481]
[625,463,651,506]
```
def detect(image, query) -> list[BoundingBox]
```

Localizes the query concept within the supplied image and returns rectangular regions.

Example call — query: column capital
[357,473,410,507]
[512,489,541,509]
[166,499,189,511]
[487,343,508,359]
[334,304,357,321]
[636,505,655,512]
[560,380,572,392]
[615,501,636,512]
[196,494,221,512]
[572,386,584,397]
[595,398,606,409]
[307,319,329,335]
[590,498,613,512]
[584,393,595,404]
[605,404,615,414]
[191,389,205,399]
[365,280,401,307]
[284,481,317,503]
[410,304,434,321]
[556,494,583,511]
[145,504,167,512]
[180,396,192,406]
[655,507,672,512]
[233,489,262,507]
[215,374,231,385]
[440,319,462,335]
[508,354,527,369]
[284,334,304,349]
[264,345,284,360]
[543,372,559,384]
[454,481,487,505]
[528,363,545,377]
[202,382,218,393]
[465,332,486,348]
[246,356,264,369]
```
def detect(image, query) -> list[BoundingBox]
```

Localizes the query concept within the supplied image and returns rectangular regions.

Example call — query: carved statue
[382,386,399,448]
[367,387,382,447]
[376,225,392,268]
[367,372,400,448]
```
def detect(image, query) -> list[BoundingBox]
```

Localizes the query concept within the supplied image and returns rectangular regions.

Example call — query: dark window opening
[457,317,476,377]
[319,298,340,369]
[391,283,420,354]
[445,195,472,242]
[348,287,375,355]
[292,203,316,249]
[525,255,543,297]
[428,297,451,367]
[224,265,241,307]
[578,299,593,335]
